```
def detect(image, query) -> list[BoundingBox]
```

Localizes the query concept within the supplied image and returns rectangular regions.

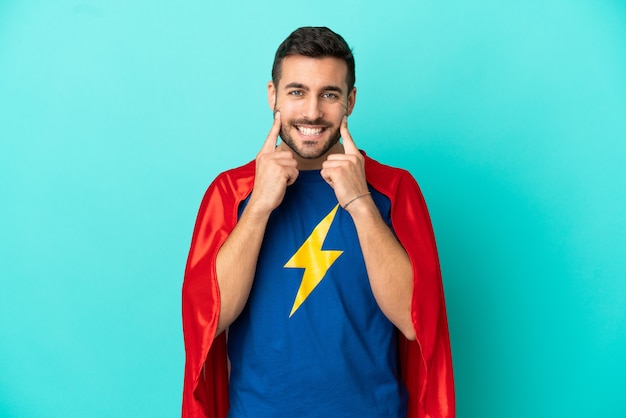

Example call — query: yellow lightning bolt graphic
[284,204,343,317]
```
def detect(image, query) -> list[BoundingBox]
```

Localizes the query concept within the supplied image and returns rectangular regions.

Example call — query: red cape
[182,154,455,417]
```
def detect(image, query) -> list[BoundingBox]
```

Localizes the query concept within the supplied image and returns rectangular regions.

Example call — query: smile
[296,126,326,136]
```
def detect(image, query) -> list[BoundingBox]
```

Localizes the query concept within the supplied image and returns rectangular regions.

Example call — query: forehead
[278,55,348,90]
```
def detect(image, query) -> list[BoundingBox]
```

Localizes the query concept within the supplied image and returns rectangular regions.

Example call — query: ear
[268,81,277,111]
[346,87,357,116]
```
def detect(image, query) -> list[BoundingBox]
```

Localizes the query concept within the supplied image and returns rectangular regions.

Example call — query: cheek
[274,98,297,116]
[326,105,348,123]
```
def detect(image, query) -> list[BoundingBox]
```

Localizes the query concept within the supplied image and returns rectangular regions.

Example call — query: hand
[248,112,299,213]
[321,116,370,210]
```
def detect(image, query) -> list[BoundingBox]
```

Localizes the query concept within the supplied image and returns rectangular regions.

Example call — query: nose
[301,96,323,121]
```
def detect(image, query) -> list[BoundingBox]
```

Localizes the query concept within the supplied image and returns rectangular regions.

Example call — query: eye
[289,90,303,96]
[322,92,339,99]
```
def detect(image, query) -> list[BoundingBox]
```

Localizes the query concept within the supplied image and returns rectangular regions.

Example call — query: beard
[279,118,342,160]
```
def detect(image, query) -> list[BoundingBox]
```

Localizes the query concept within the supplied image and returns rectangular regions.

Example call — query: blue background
[1,1,625,417]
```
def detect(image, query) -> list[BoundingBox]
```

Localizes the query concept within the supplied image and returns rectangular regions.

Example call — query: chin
[281,128,341,160]
[293,139,340,160]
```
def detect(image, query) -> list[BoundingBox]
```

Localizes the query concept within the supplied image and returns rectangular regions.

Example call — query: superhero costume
[228,169,406,417]
[182,153,455,418]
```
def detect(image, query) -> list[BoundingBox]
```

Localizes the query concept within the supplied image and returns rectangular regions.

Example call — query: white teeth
[297,126,323,135]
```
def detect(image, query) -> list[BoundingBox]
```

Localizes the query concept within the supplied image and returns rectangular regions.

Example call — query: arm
[344,194,415,340]
[215,112,298,335]
[214,202,271,335]
[321,117,415,340]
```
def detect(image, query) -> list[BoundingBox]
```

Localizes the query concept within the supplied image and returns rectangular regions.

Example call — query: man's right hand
[215,112,298,335]
[248,111,299,213]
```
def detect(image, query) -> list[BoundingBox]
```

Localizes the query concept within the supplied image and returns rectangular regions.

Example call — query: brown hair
[271,27,355,92]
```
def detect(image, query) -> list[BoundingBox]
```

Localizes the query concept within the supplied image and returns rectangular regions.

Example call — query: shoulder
[211,160,255,191]
[364,153,411,177]
[215,159,255,183]
[200,160,256,205]
[363,152,421,197]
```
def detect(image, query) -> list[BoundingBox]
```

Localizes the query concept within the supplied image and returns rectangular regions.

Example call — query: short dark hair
[271,27,355,92]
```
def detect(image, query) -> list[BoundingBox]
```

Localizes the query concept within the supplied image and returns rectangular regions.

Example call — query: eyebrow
[284,82,344,95]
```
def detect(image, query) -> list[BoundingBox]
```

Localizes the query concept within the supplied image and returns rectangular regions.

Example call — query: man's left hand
[321,116,370,210]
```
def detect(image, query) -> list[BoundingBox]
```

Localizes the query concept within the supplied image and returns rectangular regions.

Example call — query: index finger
[259,111,282,155]
[340,116,359,155]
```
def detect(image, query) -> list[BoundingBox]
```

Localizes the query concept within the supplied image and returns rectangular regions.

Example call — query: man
[182,27,454,418]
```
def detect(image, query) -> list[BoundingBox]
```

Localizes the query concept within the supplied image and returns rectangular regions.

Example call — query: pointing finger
[340,116,359,155]
[259,111,281,155]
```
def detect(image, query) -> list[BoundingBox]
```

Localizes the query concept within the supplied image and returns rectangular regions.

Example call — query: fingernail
[275,111,280,119]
